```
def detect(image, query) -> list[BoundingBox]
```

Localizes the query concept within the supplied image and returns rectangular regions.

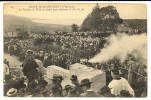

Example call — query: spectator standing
[22,50,39,87]
[128,61,135,86]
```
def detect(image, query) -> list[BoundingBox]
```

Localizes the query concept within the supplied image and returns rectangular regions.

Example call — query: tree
[91,4,103,31]
[72,24,79,32]
[18,31,29,39]
[17,28,29,39]
[80,14,93,31]
[80,4,123,34]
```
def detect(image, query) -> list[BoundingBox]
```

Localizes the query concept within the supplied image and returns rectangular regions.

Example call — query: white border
[0,1,150,100]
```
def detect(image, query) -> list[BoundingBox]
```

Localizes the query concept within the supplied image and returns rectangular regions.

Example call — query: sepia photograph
[3,3,147,97]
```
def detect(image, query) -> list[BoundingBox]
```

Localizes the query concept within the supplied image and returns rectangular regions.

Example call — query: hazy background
[4,3,147,25]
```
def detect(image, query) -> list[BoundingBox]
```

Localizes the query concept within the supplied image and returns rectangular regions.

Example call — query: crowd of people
[31,32,105,56]
[4,32,106,68]
[4,31,147,97]
[4,50,137,97]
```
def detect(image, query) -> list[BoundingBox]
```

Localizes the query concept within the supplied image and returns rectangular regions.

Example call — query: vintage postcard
[3,3,147,97]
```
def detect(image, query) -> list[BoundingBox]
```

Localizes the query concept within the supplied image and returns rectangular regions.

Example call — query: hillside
[4,15,72,33]
[4,15,147,34]
[4,15,32,32]
[80,5,122,32]
[123,19,147,32]
[31,22,72,33]
[80,4,147,33]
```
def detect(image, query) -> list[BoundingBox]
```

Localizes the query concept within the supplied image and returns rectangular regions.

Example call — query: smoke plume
[89,33,147,65]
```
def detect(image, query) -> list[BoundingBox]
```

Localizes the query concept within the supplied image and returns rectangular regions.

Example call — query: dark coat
[22,57,39,81]
[106,70,113,86]
[51,84,63,97]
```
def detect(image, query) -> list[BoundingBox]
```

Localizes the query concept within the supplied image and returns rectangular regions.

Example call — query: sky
[4,3,147,25]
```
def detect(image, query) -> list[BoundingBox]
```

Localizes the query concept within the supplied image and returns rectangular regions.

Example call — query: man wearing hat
[105,65,113,86]
[8,45,15,56]
[50,74,63,97]
[70,75,81,96]
[80,78,99,97]
[4,63,10,81]
[25,50,34,56]
[4,77,26,96]
[108,69,134,96]
[22,49,39,90]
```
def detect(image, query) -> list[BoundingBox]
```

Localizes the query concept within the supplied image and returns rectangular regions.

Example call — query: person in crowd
[40,82,52,97]
[4,77,26,96]
[141,77,147,97]
[37,73,48,88]
[50,74,63,97]
[22,50,39,88]
[44,53,49,61]
[63,85,72,97]
[8,45,14,56]
[119,90,133,97]
[57,75,63,85]
[34,51,40,60]
[27,79,39,94]
[13,44,18,55]
[70,75,82,96]
[128,60,135,86]
[39,51,45,61]
[98,86,115,97]
[108,69,135,97]
[105,66,113,86]
[4,59,10,67]
[119,68,126,78]
[67,87,79,97]
[80,78,99,97]
[4,64,10,80]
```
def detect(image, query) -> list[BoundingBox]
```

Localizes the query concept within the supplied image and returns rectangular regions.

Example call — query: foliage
[123,19,147,33]
[80,5,123,34]
[72,24,79,32]
[18,31,29,39]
